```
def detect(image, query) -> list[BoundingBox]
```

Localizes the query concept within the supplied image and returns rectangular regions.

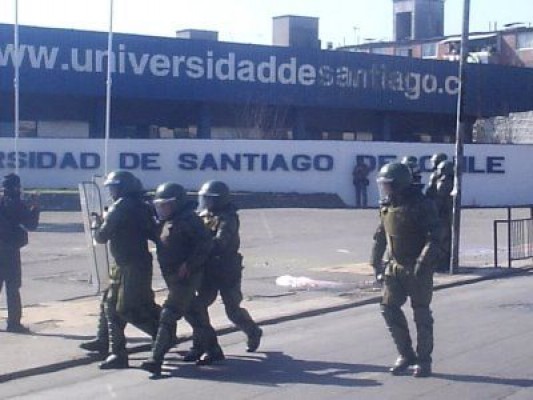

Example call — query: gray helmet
[103,170,138,199]
[377,162,412,196]
[198,180,230,211]
[430,153,447,171]
[400,156,420,176]
[437,160,454,177]
[153,182,187,220]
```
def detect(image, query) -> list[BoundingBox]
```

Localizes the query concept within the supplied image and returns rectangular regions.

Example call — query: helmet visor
[376,178,394,204]
[198,195,217,212]
[153,198,176,220]
[106,185,120,201]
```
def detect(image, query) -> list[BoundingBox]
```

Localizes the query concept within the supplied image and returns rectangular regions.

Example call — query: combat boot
[246,327,263,352]
[99,353,129,370]
[183,347,204,362]
[412,363,432,378]
[140,308,176,376]
[196,345,225,366]
[80,339,109,357]
[6,323,31,334]
[140,357,162,376]
[99,308,128,370]
[390,354,417,375]
[80,306,108,357]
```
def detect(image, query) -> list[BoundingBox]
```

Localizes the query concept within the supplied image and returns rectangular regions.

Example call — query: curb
[1,265,531,383]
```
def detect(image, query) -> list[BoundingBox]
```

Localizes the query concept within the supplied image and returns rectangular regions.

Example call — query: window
[395,47,413,57]
[422,43,437,58]
[0,121,37,137]
[517,31,533,50]
[370,47,389,55]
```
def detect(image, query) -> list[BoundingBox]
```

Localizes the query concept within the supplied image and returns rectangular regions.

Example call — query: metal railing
[493,207,533,268]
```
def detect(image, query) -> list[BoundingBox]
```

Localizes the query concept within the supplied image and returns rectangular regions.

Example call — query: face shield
[198,195,217,212]
[377,178,394,205]
[153,197,176,221]
[105,184,121,201]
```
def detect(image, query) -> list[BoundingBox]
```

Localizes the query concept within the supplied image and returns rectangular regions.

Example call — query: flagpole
[104,0,114,175]
[14,0,20,176]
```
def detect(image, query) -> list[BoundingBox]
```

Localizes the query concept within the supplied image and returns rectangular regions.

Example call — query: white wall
[0,138,529,207]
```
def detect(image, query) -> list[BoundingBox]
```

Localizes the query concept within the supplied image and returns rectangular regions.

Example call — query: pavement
[2,261,531,384]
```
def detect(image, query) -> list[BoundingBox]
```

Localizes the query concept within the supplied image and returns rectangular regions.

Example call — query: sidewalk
[1,263,530,383]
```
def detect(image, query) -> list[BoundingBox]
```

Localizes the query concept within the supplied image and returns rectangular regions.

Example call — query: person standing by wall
[352,160,370,208]
[0,173,40,333]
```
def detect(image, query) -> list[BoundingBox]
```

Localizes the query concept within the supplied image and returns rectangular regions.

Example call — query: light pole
[450,0,471,274]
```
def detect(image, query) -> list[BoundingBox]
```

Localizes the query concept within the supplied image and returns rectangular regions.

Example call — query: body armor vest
[382,204,426,266]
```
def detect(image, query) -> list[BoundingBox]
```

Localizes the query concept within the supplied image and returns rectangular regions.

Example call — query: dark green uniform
[426,161,454,272]
[94,195,160,365]
[372,186,440,376]
[186,204,262,358]
[0,186,39,332]
[140,198,213,374]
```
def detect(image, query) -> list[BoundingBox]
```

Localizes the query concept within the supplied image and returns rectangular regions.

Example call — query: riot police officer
[92,170,161,369]
[0,173,39,333]
[184,180,262,365]
[400,156,424,193]
[140,182,213,376]
[370,163,440,378]
[428,160,454,272]
[426,152,448,198]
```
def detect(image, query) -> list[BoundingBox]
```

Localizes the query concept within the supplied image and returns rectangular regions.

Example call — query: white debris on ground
[275,275,344,290]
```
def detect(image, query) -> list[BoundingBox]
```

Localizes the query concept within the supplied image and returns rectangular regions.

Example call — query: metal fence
[493,207,533,268]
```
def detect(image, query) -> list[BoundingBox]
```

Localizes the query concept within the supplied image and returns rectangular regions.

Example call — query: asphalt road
[1,207,529,307]
[1,268,532,399]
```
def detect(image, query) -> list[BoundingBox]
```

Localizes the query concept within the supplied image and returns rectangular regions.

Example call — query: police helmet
[437,160,454,178]
[153,182,187,220]
[103,170,138,200]
[400,156,421,176]
[2,173,21,197]
[198,180,230,211]
[430,153,447,171]
[376,162,412,202]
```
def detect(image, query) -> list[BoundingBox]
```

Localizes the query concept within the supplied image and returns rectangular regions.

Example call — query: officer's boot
[246,326,263,353]
[196,344,225,366]
[183,332,204,363]
[80,305,109,357]
[413,307,434,378]
[226,305,262,352]
[381,305,417,375]
[140,308,177,376]
[99,308,128,370]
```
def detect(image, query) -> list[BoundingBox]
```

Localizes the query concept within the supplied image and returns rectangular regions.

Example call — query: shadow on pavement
[433,372,533,387]
[157,350,384,388]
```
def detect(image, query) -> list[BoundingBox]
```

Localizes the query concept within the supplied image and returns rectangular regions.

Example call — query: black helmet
[437,160,454,178]
[198,180,230,211]
[377,162,412,203]
[430,153,447,171]
[400,155,421,176]
[153,182,187,220]
[2,173,21,198]
[103,170,138,200]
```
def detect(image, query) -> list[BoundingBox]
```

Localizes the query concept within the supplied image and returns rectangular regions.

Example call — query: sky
[0,0,531,47]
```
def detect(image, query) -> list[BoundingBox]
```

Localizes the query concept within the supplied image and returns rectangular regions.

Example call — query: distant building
[341,0,533,68]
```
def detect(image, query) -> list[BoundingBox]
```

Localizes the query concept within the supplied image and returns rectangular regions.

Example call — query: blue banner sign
[1,24,532,116]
